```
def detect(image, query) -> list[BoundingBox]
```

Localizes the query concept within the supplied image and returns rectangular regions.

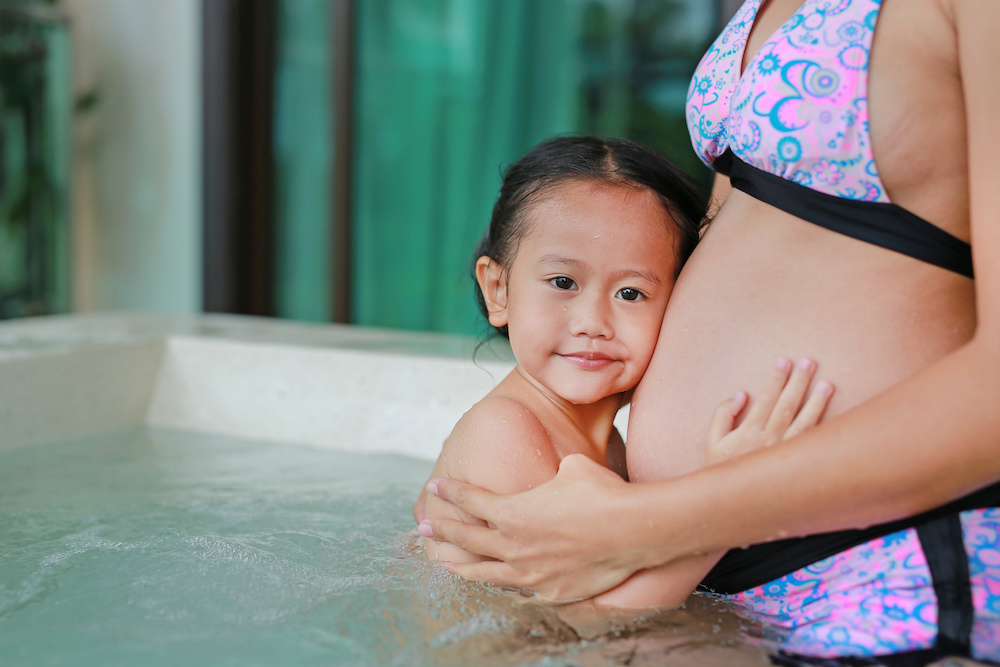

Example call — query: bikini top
[686,0,973,278]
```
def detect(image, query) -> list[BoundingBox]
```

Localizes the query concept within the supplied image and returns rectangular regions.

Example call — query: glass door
[220,0,727,334]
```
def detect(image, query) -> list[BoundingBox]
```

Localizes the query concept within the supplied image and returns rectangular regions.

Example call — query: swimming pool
[0,313,775,666]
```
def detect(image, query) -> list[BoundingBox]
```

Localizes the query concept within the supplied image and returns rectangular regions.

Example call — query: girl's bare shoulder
[441,395,561,494]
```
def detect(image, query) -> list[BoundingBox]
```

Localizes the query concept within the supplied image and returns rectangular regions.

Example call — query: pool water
[0,430,774,666]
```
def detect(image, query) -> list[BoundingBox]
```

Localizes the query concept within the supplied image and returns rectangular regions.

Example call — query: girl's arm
[422,397,560,564]
[419,1,1000,601]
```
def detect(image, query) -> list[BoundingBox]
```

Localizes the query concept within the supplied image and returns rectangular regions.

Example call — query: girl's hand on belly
[706,358,835,464]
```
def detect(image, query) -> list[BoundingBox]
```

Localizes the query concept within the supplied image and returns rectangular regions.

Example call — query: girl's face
[479,180,679,406]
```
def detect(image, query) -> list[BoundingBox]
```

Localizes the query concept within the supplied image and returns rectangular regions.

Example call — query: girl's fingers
[763,358,817,439]
[743,358,793,427]
[785,380,835,440]
[707,391,748,451]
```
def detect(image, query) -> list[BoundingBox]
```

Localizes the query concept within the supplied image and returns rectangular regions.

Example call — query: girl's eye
[551,277,577,290]
[617,287,645,302]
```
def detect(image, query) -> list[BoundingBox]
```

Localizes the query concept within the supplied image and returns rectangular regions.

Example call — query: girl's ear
[475,256,509,329]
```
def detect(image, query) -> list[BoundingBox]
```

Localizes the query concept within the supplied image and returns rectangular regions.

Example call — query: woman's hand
[418,453,643,602]
[413,485,429,523]
[707,358,834,464]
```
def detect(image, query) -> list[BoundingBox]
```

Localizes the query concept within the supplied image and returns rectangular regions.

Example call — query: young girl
[418,136,833,608]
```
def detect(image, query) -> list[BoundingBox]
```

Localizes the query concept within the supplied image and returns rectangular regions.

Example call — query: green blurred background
[0,0,737,336]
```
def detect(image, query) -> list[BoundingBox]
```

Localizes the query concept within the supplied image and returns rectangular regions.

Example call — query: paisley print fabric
[965,508,1000,663]
[687,0,888,201]
[720,509,1000,661]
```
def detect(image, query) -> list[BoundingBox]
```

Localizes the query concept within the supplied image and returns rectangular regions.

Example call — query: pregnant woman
[420,0,1000,663]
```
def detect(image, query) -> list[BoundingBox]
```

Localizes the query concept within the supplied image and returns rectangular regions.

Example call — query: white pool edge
[0,313,516,460]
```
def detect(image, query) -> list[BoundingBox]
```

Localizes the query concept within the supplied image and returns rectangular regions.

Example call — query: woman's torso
[628,0,976,481]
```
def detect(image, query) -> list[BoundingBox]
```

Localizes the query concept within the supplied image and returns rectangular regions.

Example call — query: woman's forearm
[421,335,1000,600]
[421,334,1000,601]
[621,335,1000,567]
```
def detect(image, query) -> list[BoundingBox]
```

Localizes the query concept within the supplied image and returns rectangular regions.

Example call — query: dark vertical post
[201,0,237,312]
[202,0,277,315]
[240,0,277,315]
[330,0,355,323]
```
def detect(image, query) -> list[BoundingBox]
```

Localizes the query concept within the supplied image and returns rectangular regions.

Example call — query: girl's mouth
[559,352,616,370]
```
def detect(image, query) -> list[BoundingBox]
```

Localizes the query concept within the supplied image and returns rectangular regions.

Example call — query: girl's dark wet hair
[475,135,706,338]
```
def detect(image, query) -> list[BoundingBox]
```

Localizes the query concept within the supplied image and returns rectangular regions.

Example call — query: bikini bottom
[771,645,996,666]
[700,482,1000,663]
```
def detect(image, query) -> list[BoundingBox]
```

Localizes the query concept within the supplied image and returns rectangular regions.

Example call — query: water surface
[0,429,773,666]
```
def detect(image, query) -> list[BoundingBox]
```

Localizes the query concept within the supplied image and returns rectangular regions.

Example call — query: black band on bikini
[701,480,1000,595]
[916,513,974,656]
[771,647,958,667]
[714,149,974,279]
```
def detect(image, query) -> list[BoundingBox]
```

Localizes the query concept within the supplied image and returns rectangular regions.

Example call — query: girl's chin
[554,386,626,407]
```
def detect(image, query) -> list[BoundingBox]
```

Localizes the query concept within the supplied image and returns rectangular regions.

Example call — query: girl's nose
[568,296,614,339]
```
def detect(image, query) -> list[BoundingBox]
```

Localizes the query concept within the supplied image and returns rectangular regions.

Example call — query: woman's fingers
[413,486,429,523]
[763,358,817,439]
[420,478,511,561]
[419,516,507,562]
[424,477,501,525]
[784,380,835,440]
[438,559,600,601]
[438,559,527,589]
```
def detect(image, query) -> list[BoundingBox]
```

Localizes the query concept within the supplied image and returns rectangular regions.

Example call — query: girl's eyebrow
[538,253,581,268]
[538,254,662,284]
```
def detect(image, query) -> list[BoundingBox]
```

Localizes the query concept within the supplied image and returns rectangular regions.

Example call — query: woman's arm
[418,1,1000,602]
[587,359,832,609]
[422,335,1000,600]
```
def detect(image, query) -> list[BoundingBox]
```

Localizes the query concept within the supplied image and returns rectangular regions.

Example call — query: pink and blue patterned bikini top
[686,0,973,278]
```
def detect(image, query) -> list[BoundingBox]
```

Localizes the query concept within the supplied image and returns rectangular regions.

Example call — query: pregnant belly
[626,199,975,483]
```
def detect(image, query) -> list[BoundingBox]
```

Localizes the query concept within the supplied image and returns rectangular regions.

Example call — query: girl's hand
[706,358,834,464]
